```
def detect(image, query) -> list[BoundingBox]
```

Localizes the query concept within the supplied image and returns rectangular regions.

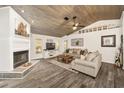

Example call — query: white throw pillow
[94,50,99,56]
[69,49,73,53]
[80,55,85,60]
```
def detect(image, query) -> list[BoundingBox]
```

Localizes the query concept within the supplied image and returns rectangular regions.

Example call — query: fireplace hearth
[14,50,29,68]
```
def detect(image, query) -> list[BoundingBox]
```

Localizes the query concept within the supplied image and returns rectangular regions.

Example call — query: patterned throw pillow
[83,49,88,56]
[94,50,100,56]
[80,49,87,55]
[85,52,97,61]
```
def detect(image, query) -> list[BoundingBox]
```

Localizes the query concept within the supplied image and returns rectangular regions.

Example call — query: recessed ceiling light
[21,10,24,13]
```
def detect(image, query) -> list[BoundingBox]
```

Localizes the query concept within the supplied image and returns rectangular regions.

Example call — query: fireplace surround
[0,7,31,73]
[14,50,29,68]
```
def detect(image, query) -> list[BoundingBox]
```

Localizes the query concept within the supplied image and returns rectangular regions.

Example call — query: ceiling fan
[64,16,85,30]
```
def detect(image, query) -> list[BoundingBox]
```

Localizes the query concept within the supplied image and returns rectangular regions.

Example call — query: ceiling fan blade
[72,16,77,26]
[64,24,73,26]
[60,20,70,26]
[77,25,85,27]
[56,24,73,30]
[58,17,74,27]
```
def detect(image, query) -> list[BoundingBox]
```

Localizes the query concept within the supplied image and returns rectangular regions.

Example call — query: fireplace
[14,50,29,68]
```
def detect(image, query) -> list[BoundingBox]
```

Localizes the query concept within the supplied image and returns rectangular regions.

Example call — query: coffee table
[57,54,74,64]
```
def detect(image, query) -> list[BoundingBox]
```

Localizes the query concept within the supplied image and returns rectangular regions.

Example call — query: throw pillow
[73,49,77,54]
[84,49,88,56]
[95,50,100,56]
[91,50,100,61]
[69,49,73,53]
[85,52,97,61]
[80,50,85,55]
[80,49,88,56]
[80,55,85,60]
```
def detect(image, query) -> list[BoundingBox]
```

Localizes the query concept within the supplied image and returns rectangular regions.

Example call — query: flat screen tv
[46,43,55,50]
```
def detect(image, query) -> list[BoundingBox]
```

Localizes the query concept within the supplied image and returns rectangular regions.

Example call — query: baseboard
[102,61,115,64]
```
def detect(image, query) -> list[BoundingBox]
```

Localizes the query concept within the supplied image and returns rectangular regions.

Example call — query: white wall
[30,34,61,59]
[61,20,121,64]
[10,8,30,51]
[84,28,120,64]
[0,7,12,71]
[73,19,120,34]
[60,35,68,53]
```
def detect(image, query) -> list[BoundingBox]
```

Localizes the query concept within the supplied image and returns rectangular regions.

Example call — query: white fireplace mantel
[0,7,30,71]
[13,35,30,52]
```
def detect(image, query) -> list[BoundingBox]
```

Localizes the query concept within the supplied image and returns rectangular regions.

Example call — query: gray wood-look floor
[0,60,124,88]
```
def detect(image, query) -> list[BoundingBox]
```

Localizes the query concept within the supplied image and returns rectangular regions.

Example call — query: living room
[0,4,124,88]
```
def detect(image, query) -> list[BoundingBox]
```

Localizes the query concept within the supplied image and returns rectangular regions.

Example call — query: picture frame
[101,35,116,47]
[15,18,29,37]
[71,38,83,46]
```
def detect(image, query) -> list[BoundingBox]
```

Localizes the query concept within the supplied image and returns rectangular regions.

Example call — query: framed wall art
[101,35,116,47]
[15,18,29,37]
[71,38,83,46]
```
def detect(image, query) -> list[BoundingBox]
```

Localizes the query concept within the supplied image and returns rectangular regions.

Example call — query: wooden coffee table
[57,54,74,64]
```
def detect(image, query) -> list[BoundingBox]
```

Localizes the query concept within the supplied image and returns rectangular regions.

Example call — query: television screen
[46,43,55,50]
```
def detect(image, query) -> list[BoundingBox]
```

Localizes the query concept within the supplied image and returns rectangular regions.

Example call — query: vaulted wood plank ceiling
[1,5,124,37]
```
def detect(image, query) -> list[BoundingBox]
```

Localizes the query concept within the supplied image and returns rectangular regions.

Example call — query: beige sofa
[65,49,81,58]
[71,54,102,77]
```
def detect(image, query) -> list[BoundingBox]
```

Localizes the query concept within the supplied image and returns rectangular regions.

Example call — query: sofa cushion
[72,49,81,54]
[73,49,77,53]
[74,59,96,68]
[72,54,80,58]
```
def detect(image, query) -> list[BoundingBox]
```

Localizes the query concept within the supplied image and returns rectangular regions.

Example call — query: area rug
[48,59,78,73]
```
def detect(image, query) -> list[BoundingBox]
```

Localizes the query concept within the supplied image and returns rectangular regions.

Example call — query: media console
[43,49,61,59]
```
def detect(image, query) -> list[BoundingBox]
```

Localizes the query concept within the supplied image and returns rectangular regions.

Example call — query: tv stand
[43,49,60,59]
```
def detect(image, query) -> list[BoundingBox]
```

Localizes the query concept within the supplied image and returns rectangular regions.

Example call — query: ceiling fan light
[75,23,79,26]
[73,26,77,30]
